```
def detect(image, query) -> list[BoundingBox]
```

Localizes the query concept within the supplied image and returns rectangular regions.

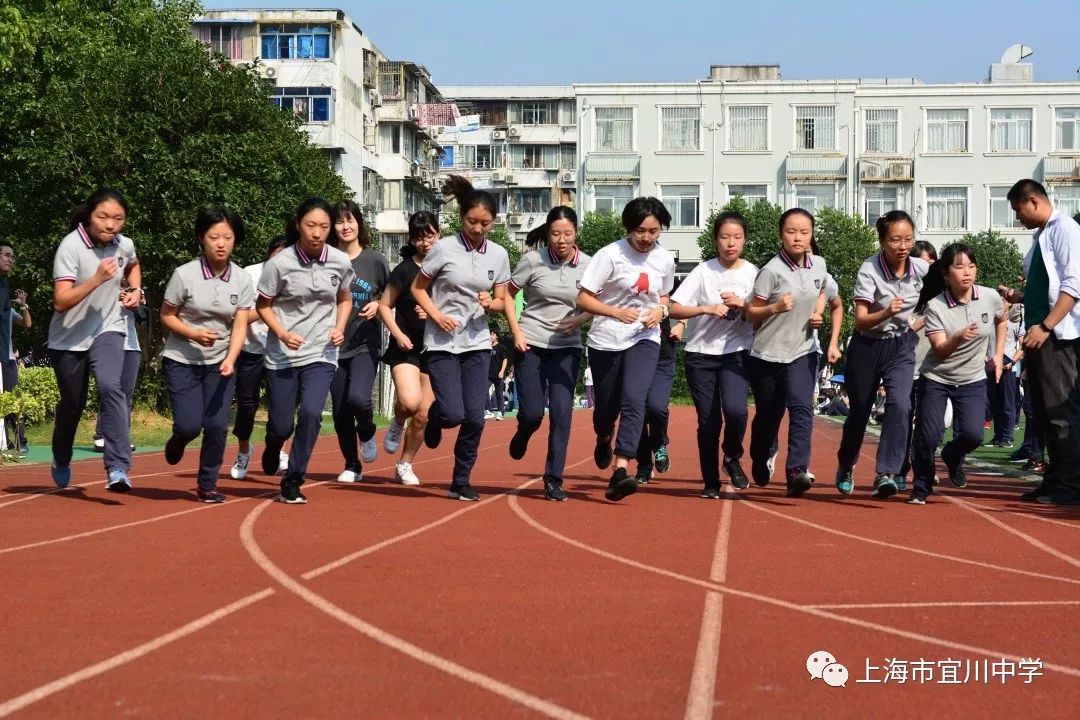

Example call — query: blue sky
[206,0,1080,86]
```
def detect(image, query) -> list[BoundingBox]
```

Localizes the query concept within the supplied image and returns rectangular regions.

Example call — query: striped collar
[199,256,233,282]
[548,245,580,267]
[458,233,487,254]
[778,248,812,270]
[876,252,914,281]
[77,224,119,249]
[943,285,980,308]
[295,242,329,266]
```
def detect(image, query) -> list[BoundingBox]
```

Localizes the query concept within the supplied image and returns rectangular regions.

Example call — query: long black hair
[68,188,129,232]
[442,175,497,222]
[330,199,371,248]
[285,197,334,246]
[915,242,977,313]
[525,206,578,248]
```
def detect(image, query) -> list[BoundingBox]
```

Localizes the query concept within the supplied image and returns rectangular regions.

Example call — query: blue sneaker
[106,469,132,493]
[870,473,897,499]
[894,474,908,493]
[835,468,854,496]
[51,464,71,489]
[654,445,670,473]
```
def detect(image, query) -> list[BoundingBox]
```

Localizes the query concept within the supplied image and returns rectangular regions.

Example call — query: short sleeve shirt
[163,258,255,365]
[48,226,138,351]
[258,243,355,369]
[340,248,390,359]
[853,253,929,338]
[580,238,677,352]
[122,309,141,352]
[420,234,511,354]
[922,285,1004,386]
[750,250,828,364]
[387,259,426,350]
[510,246,591,350]
[242,263,268,355]
[671,258,757,356]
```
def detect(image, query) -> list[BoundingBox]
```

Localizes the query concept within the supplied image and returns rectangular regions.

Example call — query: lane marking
[809,600,1080,610]
[947,496,1080,571]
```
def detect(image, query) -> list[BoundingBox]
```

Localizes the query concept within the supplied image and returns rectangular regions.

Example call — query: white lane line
[809,600,1080,610]
[506,494,1080,678]
[684,496,733,720]
[947,496,1080,571]
[0,589,275,718]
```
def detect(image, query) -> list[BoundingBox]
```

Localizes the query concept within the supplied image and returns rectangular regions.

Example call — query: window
[990,187,1024,229]
[926,187,968,230]
[864,186,900,228]
[926,109,968,153]
[272,87,331,123]
[558,100,575,126]
[521,101,554,125]
[660,107,701,151]
[456,145,477,169]
[260,24,331,60]
[795,106,835,150]
[595,107,633,152]
[660,185,700,227]
[510,189,549,213]
[865,109,899,154]
[1053,185,1080,218]
[382,181,402,210]
[510,145,557,169]
[727,184,768,205]
[379,123,402,154]
[795,183,837,212]
[989,108,1033,152]
[193,24,242,59]
[594,185,634,214]
[729,106,768,151]
[476,146,492,169]
[560,144,576,170]
[1054,108,1080,151]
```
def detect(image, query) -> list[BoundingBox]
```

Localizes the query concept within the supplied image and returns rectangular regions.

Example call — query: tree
[956,230,1025,292]
[696,196,782,267]
[439,212,520,267]
[577,210,624,256]
[813,207,879,343]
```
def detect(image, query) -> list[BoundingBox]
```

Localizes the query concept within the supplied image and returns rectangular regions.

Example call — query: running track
[1,408,1077,718]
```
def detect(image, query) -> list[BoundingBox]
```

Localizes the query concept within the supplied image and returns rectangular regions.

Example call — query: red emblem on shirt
[631,272,649,294]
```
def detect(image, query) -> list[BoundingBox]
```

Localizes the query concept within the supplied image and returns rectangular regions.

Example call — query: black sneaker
[1021,484,1053,502]
[723,458,749,490]
[262,441,282,475]
[1037,492,1080,506]
[278,485,306,504]
[700,484,721,499]
[196,488,226,504]
[751,459,770,487]
[424,419,442,450]
[635,466,653,484]
[945,458,966,488]
[594,437,613,470]
[543,476,567,502]
[786,470,814,498]
[509,427,529,460]
[1006,448,1030,463]
[164,434,186,466]
[605,468,638,502]
[448,484,479,501]
[654,445,670,473]
[871,472,898,499]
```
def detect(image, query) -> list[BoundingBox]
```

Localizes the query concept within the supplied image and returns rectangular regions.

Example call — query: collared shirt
[48,226,138,352]
[258,242,355,369]
[510,245,591,349]
[420,234,511,354]
[580,238,676,352]
[750,250,828,364]
[922,285,1004,386]
[163,257,255,365]
[671,257,757,356]
[1023,210,1080,340]
[853,253,929,338]
[242,263,268,355]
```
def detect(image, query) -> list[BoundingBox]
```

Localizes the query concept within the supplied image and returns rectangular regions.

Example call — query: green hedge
[0,367,60,424]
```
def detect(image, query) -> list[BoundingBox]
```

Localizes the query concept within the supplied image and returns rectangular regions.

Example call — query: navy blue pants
[94,350,140,440]
[514,346,582,481]
[588,340,661,459]
[164,358,236,491]
[1018,376,1044,460]
[232,350,265,443]
[838,332,916,475]
[685,350,750,488]
[748,352,817,476]
[913,378,986,497]
[487,377,505,413]
[636,352,676,472]
[329,348,380,471]
[991,372,1020,444]
[426,350,488,488]
[266,362,334,488]
[51,331,131,473]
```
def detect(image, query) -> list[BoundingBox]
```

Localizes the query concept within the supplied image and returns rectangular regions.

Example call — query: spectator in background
[486,329,508,420]
[0,240,31,453]
[583,362,594,408]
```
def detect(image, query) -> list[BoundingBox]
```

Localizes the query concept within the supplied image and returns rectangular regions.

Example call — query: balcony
[1044,156,1080,183]
[785,154,848,181]
[858,157,914,183]
[584,155,640,181]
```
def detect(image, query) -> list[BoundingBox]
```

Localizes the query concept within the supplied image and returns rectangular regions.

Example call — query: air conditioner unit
[492,130,506,140]
[508,126,521,138]
[508,214,523,225]
[369,91,381,107]
[888,162,911,178]
[260,65,277,79]
[559,170,574,182]
[491,170,505,182]
[504,174,517,185]
[860,162,881,179]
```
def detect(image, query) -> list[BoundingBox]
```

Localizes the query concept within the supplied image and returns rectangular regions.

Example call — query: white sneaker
[230,452,250,480]
[279,451,289,475]
[93,437,105,452]
[766,450,778,479]
[484,411,495,419]
[495,413,504,421]
[361,436,378,463]
[336,469,361,483]
[385,418,404,454]
[396,461,420,486]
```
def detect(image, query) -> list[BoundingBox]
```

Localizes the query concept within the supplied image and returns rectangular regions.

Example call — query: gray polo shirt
[750,250,828,364]
[420,234,511,354]
[922,285,1004,386]
[853,253,929,339]
[258,242,355,369]
[510,246,591,350]
[163,258,255,365]
[123,310,140,352]
[48,226,138,352]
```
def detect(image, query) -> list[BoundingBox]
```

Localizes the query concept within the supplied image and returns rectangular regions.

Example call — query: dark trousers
[164,358,236,491]
[426,350,489,487]
[991,372,1021,444]
[685,350,750,488]
[266,362,334,488]
[50,331,130,472]
[1027,335,1080,494]
[1018,377,1044,460]
[487,377,505,413]
[1,361,26,449]
[748,352,817,475]
[838,333,916,475]
[913,378,986,497]
[636,352,677,472]
[94,349,141,440]
[514,346,582,481]
[232,350,265,443]
[329,348,380,471]
[588,341,661,459]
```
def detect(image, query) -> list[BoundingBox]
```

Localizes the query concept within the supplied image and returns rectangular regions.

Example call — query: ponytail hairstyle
[331,199,370,248]
[526,205,578,248]
[68,188,129,232]
[285,197,334,246]
[875,209,915,241]
[915,242,977,313]
[403,210,439,259]
[266,234,288,260]
[779,207,815,235]
[913,240,937,262]
[442,174,497,223]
